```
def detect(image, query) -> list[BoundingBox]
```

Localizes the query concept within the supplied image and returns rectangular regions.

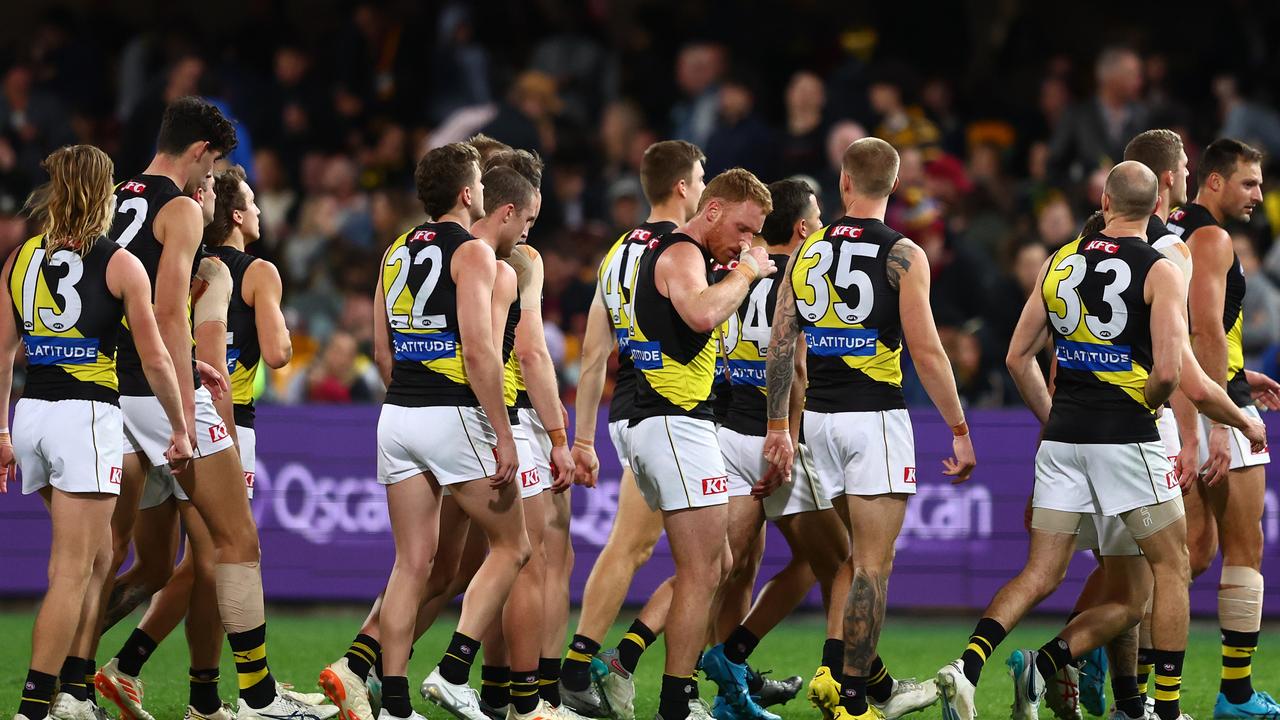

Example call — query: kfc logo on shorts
[831,225,864,239]
[121,181,147,194]
[209,423,229,443]
[244,471,255,489]
[1166,470,1177,489]
[520,468,541,488]
[702,476,728,495]
[1252,441,1270,456]
[903,467,916,484]
[109,467,123,485]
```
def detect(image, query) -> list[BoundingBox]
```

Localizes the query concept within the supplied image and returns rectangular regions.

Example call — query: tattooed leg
[842,494,908,675]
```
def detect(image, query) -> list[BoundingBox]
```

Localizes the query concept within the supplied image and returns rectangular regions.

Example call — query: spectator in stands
[0,63,76,198]
[1234,231,1280,368]
[1048,46,1148,184]
[868,62,941,157]
[287,330,382,404]
[670,42,726,146]
[704,71,778,179]
[779,71,828,180]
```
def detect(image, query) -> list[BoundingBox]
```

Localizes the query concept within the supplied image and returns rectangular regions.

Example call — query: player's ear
[460,185,472,208]
[675,178,687,200]
[233,208,243,225]
[890,175,900,195]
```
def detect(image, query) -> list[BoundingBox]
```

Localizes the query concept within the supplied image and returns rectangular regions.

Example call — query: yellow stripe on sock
[1154,688,1181,702]
[538,678,557,686]
[20,698,50,705]
[351,642,377,662]
[565,650,593,663]
[1223,646,1257,659]
[237,667,270,690]
[870,667,889,684]
[233,644,268,663]
[444,653,469,665]
[622,632,648,650]
[510,688,539,697]
[1222,666,1253,680]
[481,679,511,687]
[965,643,988,662]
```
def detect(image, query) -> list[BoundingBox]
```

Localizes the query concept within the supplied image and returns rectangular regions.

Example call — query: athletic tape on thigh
[214,561,265,633]
[1219,566,1264,633]
[1030,507,1082,535]
[193,258,232,328]
[1121,496,1184,540]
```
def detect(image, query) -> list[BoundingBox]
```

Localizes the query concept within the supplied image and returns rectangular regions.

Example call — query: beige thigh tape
[1120,496,1184,540]
[1030,507,1082,535]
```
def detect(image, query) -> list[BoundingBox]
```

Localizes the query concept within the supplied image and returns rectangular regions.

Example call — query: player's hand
[194,360,229,401]
[491,435,519,488]
[1175,441,1199,491]
[1243,418,1268,456]
[0,432,14,493]
[571,440,599,488]
[762,428,794,482]
[1199,424,1231,487]
[739,242,778,279]
[549,444,574,493]
[165,430,194,472]
[1245,369,1280,411]
[943,433,976,484]
[752,463,786,499]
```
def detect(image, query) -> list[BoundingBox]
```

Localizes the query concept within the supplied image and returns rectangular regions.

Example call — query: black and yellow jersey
[597,220,678,423]
[382,221,478,407]
[629,232,717,422]
[9,235,122,404]
[1166,203,1250,406]
[721,252,790,436]
[109,174,186,396]
[208,245,261,429]
[790,217,905,413]
[709,263,735,424]
[1042,233,1163,444]
[501,290,523,424]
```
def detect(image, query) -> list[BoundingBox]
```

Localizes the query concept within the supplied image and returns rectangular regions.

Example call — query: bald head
[1103,161,1158,221]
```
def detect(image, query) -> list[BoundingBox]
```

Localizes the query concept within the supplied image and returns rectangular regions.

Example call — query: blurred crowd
[3,1,1280,408]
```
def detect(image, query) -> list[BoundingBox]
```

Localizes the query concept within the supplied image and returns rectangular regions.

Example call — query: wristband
[951,421,969,437]
[732,263,757,284]
[767,418,789,432]
[547,428,569,447]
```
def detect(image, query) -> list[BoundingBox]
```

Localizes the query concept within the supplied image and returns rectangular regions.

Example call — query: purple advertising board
[1,407,1278,616]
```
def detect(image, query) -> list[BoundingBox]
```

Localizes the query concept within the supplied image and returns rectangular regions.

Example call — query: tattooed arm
[762,252,803,481]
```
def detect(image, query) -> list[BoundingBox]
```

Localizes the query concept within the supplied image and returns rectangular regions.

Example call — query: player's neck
[646,199,688,226]
[468,216,505,253]
[224,230,246,252]
[1192,193,1225,224]
[142,154,189,190]
[842,196,888,221]
[1154,192,1171,222]
[1104,218,1148,239]
[436,209,472,229]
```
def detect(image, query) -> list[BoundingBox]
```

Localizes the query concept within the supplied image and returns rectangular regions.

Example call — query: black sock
[381,675,411,718]
[510,669,540,715]
[228,624,276,709]
[85,659,97,705]
[658,674,697,720]
[821,639,844,674]
[539,658,561,706]
[1220,629,1259,704]
[480,665,510,710]
[1112,675,1144,719]
[1035,638,1073,684]
[723,626,760,666]
[373,649,385,681]
[438,632,480,686]
[961,618,1007,686]
[1151,649,1185,720]
[59,657,89,701]
[562,635,600,692]
[617,620,656,674]
[189,668,221,714]
[345,634,381,682]
[115,628,158,677]
[840,674,869,714]
[1137,648,1154,702]
[19,669,57,719]
[867,656,895,704]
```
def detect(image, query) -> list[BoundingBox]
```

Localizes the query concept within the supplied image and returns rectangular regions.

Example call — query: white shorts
[628,415,729,512]
[718,427,832,519]
[1198,406,1270,470]
[1076,514,1141,556]
[1033,440,1178,516]
[238,425,255,500]
[377,404,497,486]
[518,408,553,491]
[803,409,917,497]
[514,422,544,499]
[122,386,235,466]
[14,398,123,496]
[608,419,633,472]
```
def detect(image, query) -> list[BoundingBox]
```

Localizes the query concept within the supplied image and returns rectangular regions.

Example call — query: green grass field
[0,608,1272,719]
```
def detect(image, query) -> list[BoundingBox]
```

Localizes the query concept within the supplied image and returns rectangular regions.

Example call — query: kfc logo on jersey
[831,225,864,239]
[209,423,230,443]
[647,237,661,250]
[904,467,917,484]
[1169,209,1186,222]
[121,181,147,194]
[1084,239,1119,254]
[410,230,437,242]
[109,467,123,485]
[629,228,653,242]
[702,476,728,495]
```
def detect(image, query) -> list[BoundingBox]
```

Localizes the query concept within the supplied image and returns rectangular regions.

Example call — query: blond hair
[697,168,773,215]
[842,137,900,198]
[23,145,116,256]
